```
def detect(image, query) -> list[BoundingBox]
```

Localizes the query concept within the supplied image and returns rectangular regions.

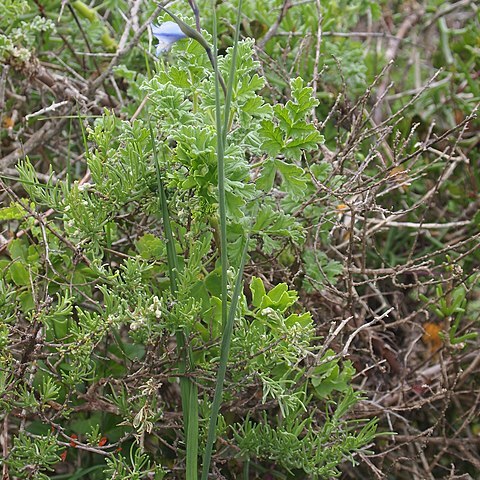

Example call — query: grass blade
[150,126,178,294]
[149,122,198,479]
[201,237,249,479]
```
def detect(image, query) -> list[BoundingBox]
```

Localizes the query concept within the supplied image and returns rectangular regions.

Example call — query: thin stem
[222,0,244,141]
[211,2,228,334]
[200,1,245,478]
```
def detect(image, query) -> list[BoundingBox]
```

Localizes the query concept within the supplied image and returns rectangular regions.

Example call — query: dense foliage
[1,1,479,479]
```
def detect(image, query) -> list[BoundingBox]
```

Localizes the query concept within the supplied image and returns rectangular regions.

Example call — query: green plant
[4,1,479,479]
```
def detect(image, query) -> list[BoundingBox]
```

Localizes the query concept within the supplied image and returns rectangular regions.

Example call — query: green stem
[200,1,244,477]
[222,0,243,143]
[211,3,228,335]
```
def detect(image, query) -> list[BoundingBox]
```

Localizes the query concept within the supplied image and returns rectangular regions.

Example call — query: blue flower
[151,21,187,55]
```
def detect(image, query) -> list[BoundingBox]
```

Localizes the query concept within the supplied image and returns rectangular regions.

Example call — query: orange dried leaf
[2,116,14,129]
[60,450,68,462]
[422,322,443,353]
[98,436,108,447]
[69,434,78,447]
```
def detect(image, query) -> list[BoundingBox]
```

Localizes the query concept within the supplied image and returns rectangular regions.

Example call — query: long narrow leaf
[201,236,250,479]
[150,124,178,294]
[149,123,198,479]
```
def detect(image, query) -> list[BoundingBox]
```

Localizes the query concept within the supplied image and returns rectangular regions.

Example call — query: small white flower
[151,21,187,55]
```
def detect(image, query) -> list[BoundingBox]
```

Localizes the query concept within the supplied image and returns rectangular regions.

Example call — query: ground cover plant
[0,1,479,479]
